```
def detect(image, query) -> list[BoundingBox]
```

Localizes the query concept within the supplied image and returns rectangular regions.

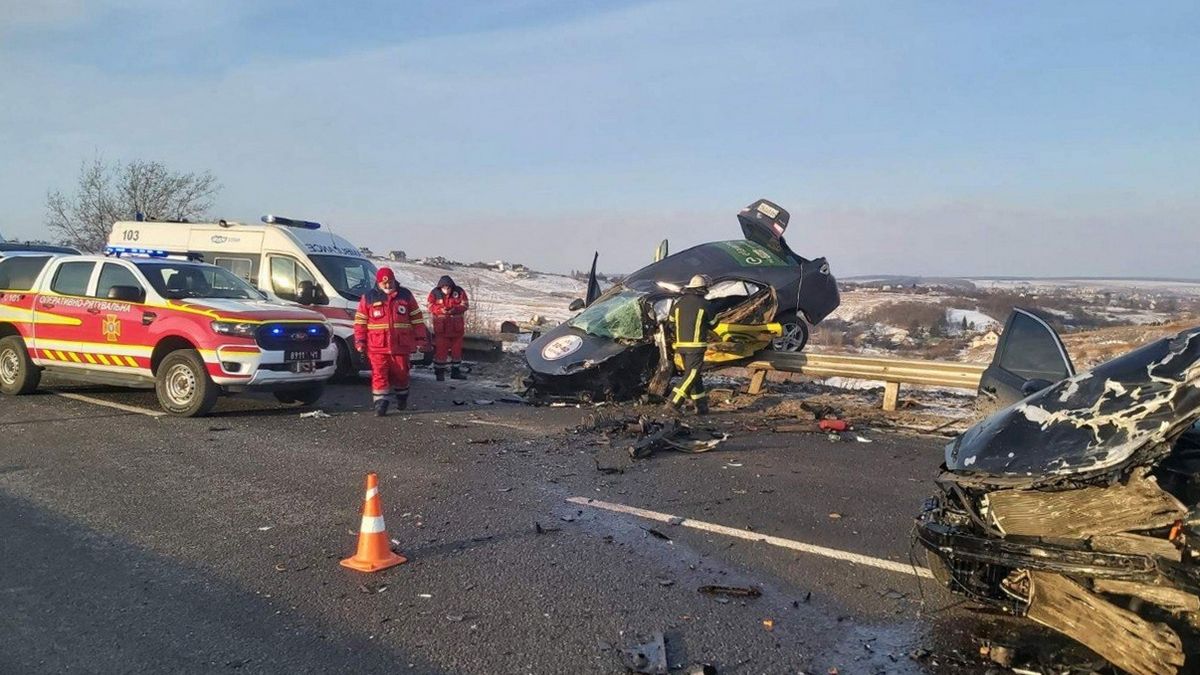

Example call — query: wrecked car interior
[916,311,1200,674]
[523,199,840,401]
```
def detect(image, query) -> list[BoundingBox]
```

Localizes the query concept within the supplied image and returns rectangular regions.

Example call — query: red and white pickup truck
[0,251,337,416]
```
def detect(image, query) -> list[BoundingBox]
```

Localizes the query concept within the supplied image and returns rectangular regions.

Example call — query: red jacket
[354,287,429,355]
[427,285,469,338]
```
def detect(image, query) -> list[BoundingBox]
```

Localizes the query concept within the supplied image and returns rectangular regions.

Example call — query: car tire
[0,335,40,396]
[155,349,218,417]
[771,313,810,352]
[333,338,356,380]
[274,383,325,406]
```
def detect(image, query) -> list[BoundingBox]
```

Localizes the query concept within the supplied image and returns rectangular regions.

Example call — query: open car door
[979,308,1075,408]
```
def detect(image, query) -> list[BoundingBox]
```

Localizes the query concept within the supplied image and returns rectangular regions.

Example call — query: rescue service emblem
[102,314,121,342]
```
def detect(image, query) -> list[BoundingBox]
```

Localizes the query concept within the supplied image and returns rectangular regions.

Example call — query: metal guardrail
[743,352,986,411]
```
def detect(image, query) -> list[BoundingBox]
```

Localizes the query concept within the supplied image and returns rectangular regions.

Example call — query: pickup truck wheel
[771,313,809,353]
[273,383,325,406]
[155,350,218,417]
[0,335,40,395]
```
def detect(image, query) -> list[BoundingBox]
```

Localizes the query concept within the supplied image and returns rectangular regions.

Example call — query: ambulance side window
[269,256,315,301]
[214,256,254,284]
[94,263,144,299]
[50,262,95,297]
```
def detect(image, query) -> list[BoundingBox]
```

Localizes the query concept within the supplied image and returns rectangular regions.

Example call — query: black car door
[978,308,1075,408]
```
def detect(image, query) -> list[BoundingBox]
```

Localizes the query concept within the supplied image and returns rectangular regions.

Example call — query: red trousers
[369,353,411,401]
[433,333,463,371]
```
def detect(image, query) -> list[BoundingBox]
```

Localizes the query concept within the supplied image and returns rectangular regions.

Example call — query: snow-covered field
[369,257,587,330]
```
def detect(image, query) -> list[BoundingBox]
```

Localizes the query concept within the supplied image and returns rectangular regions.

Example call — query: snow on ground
[369,258,586,331]
[945,308,999,334]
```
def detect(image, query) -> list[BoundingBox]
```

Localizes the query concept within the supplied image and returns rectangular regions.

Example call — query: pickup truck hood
[172,299,326,323]
[947,327,1200,482]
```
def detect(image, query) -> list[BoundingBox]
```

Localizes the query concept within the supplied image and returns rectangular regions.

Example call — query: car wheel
[274,383,325,406]
[771,313,809,352]
[0,335,40,395]
[333,338,356,380]
[155,349,218,417]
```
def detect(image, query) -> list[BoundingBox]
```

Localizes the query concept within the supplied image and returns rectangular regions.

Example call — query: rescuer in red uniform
[427,275,469,381]
[354,268,429,416]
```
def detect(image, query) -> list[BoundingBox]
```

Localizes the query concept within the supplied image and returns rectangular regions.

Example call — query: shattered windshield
[567,290,646,340]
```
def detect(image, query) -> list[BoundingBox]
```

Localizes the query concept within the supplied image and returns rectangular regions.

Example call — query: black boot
[450,366,466,380]
[374,399,389,417]
[395,394,408,411]
[435,368,446,382]
[695,398,710,416]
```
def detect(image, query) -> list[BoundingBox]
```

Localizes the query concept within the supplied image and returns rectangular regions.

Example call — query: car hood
[171,299,327,323]
[525,323,634,376]
[947,327,1200,481]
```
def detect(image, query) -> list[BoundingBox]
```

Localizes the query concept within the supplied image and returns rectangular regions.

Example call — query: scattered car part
[617,632,668,675]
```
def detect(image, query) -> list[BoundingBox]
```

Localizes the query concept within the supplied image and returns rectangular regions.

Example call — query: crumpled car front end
[916,327,1200,674]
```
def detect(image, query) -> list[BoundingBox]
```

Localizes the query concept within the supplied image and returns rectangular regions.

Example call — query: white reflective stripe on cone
[365,487,379,500]
[359,515,386,534]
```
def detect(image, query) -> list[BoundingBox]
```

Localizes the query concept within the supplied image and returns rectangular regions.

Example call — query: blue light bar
[106,246,169,258]
[261,214,321,230]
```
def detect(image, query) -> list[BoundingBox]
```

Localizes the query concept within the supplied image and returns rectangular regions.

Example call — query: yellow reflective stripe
[55,351,69,361]
[672,369,699,403]
[83,353,97,364]
[42,350,56,360]
[674,341,707,348]
[68,352,82,363]
[96,354,110,365]
[690,392,708,399]
[694,309,704,343]
[124,356,139,367]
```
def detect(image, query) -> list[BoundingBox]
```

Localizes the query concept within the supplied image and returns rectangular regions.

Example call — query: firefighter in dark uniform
[669,274,715,414]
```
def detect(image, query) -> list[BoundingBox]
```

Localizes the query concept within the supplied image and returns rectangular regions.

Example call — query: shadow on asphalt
[0,491,447,674]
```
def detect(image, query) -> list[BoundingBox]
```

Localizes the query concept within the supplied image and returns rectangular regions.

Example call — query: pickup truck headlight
[211,321,258,338]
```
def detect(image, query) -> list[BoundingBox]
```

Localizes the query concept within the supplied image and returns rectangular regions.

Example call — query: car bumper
[204,344,337,387]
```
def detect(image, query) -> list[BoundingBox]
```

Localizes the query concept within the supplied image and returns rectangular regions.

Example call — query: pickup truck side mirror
[568,298,585,312]
[107,285,145,303]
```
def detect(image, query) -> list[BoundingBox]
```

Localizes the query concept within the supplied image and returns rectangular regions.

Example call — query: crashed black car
[524,199,840,400]
[916,308,1200,674]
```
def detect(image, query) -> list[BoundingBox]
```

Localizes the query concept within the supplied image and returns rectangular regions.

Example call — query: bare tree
[46,157,221,252]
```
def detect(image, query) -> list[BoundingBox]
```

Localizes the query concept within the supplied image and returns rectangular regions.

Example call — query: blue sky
[1,0,1197,277]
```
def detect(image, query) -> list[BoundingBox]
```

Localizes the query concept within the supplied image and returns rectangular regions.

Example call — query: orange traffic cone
[340,473,408,572]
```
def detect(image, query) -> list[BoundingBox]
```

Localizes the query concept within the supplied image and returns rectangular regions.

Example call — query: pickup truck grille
[255,323,331,352]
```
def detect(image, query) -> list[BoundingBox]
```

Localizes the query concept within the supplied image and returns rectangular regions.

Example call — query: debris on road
[534,521,561,535]
[698,584,762,599]
[299,409,331,419]
[617,632,668,675]
[817,418,848,433]
[642,527,672,542]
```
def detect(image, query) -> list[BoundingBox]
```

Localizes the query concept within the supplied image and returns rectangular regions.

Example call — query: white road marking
[50,391,166,418]
[567,496,933,579]
[467,419,542,433]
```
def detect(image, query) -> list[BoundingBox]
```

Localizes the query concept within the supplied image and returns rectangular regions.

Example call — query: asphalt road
[0,367,1091,674]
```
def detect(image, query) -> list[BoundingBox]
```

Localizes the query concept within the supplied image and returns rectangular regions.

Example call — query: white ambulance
[107,216,377,376]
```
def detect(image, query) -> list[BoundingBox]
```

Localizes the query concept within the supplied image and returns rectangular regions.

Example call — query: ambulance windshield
[310,255,377,301]
[137,262,264,300]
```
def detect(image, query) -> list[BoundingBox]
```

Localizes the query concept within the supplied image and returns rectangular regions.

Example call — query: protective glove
[355,342,366,354]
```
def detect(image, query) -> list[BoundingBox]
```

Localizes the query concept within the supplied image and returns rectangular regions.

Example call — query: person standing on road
[669,274,715,415]
[427,275,469,381]
[354,267,430,416]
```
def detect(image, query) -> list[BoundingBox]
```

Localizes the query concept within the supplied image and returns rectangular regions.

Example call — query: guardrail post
[747,368,768,395]
[882,381,900,411]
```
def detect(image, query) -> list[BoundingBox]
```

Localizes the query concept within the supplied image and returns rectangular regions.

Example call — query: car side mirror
[568,298,585,312]
[1021,378,1055,396]
[106,285,145,303]
[296,280,316,305]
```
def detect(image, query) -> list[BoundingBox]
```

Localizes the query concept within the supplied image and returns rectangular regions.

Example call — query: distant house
[970,330,1000,348]
[389,250,406,262]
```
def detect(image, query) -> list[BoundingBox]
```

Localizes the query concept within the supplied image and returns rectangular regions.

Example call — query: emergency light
[262,215,321,230]
[105,246,205,262]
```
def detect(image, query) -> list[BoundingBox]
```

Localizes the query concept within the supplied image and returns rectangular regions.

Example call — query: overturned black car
[524,199,840,400]
[916,309,1200,674]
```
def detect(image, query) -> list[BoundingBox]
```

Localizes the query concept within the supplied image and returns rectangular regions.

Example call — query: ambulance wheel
[0,335,40,395]
[771,313,809,353]
[333,338,356,380]
[274,383,325,406]
[155,349,218,417]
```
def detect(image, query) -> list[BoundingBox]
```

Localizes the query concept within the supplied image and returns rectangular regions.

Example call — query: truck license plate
[286,349,321,362]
